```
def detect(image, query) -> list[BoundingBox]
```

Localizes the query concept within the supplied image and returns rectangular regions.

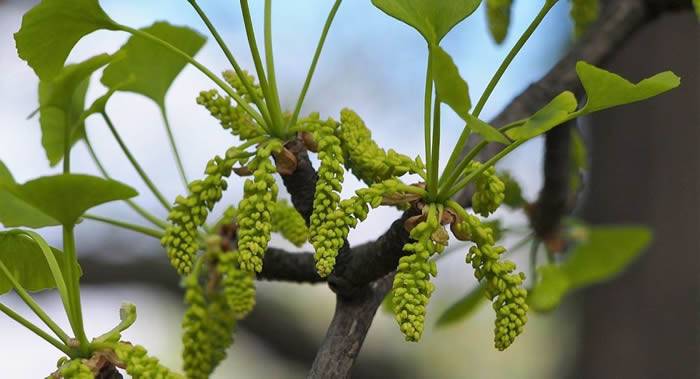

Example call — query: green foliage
[115,342,183,379]
[575,61,680,115]
[0,162,58,228]
[570,0,599,38]
[0,231,75,295]
[528,226,651,312]
[307,115,346,277]
[13,0,118,80]
[8,174,136,226]
[39,54,113,166]
[271,200,309,247]
[102,22,207,107]
[500,172,526,209]
[435,283,487,328]
[237,141,281,273]
[486,0,513,44]
[695,0,700,18]
[507,62,680,141]
[371,0,482,44]
[392,205,444,341]
[506,91,578,140]
[337,109,420,184]
[432,46,471,118]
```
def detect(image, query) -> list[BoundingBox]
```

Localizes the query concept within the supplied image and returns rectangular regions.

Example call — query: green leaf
[38,54,114,166]
[486,0,513,44]
[101,22,206,107]
[569,128,587,192]
[570,0,599,38]
[576,61,680,115]
[0,162,59,228]
[528,226,651,312]
[0,231,75,294]
[435,284,487,328]
[8,174,138,226]
[527,265,569,312]
[371,0,482,44]
[561,226,651,286]
[506,91,578,140]
[432,46,471,118]
[14,0,118,80]
[467,114,509,144]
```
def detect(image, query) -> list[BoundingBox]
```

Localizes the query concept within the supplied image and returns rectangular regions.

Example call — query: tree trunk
[575,10,699,379]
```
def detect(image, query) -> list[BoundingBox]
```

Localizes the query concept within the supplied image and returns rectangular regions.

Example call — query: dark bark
[308,275,395,379]
[574,10,699,379]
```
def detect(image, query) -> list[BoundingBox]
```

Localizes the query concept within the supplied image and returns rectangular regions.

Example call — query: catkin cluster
[486,0,513,44]
[237,141,282,273]
[271,200,309,247]
[218,249,256,318]
[456,212,528,350]
[161,147,245,275]
[115,343,182,379]
[311,179,412,277]
[570,0,599,37]
[196,70,264,140]
[307,115,346,277]
[392,205,444,342]
[469,161,506,217]
[337,109,418,184]
[57,359,93,379]
[181,269,239,379]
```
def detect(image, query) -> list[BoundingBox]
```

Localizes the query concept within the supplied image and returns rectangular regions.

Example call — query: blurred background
[0,0,696,378]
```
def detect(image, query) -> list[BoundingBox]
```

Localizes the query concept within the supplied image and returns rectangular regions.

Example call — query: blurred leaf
[0,162,59,228]
[0,231,75,294]
[14,0,118,80]
[38,54,113,166]
[500,172,526,208]
[371,0,481,44]
[562,226,651,286]
[432,46,471,118]
[8,174,138,226]
[486,0,513,44]
[569,128,587,193]
[527,265,569,312]
[506,91,578,140]
[101,22,206,107]
[570,0,599,38]
[576,61,680,115]
[695,0,700,19]
[528,226,651,312]
[435,284,487,328]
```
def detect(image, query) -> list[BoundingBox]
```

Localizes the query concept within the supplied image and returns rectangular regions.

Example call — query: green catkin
[307,116,346,277]
[237,141,282,273]
[222,70,264,104]
[197,89,263,140]
[218,250,256,318]
[115,343,182,379]
[214,206,237,232]
[486,0,513,44]
[182,274,213,378]
[311,179,412,277]
[392,205,444,342]
[57,359,94,379]
[337,109,418,184]
[204,294,238,371]
[161,146,245,275]
[469,161,506,217]
[458,214,528,351]
[570,0,600,38]
[271,200,309,247]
